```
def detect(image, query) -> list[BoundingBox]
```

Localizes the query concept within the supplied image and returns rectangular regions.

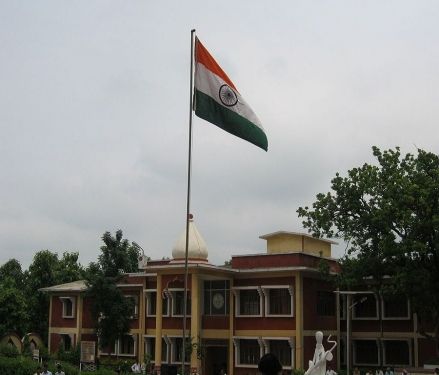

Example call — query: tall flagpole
[182,28,196,375]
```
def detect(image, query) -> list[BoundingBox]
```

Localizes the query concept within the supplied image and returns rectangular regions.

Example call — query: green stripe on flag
[194,90,268,151]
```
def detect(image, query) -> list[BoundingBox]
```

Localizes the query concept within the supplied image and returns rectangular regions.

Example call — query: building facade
[42,219,436,375]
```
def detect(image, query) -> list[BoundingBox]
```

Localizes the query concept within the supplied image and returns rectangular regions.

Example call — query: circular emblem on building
[212,292,225,309]
[219,84,238,107]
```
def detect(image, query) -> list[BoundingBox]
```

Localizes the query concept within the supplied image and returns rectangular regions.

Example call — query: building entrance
[202,340,228,375]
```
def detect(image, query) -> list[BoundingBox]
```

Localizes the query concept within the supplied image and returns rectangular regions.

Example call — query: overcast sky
[1,1,439,269]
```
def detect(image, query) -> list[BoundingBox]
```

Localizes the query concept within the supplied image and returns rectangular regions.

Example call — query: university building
[42,218,436,374]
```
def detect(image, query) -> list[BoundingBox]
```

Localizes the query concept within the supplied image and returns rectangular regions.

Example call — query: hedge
[0,356,39,375]
[0,354,119,375]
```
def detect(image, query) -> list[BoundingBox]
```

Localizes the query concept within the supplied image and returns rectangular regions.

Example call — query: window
[147,292,157,316]
[60,334,72,351]
[317,291,335,316]
[266,288,292,316]
[383,295,409,319]
[60,297,75,318]
[239,339,261,366]
[119,335,135,356]
[353,295,378,319]
[339,295,346,320]
[239,289,261,316]
[172,338,190,363]
[162,338,169,363]
[339,338,346,365]
[144,337,155,362]
[172,290,191,316]
[353,340,379,365]
[269,340,292,367]
[125,296,139,319]
[162,295,169,316]
[99,340,117,355]
[204,280,230,315]
[384,340,410,366]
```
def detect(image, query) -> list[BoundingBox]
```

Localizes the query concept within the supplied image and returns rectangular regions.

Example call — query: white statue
[305,331,337,375]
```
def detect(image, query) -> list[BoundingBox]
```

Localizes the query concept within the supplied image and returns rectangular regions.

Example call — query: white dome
[172,217,208,261]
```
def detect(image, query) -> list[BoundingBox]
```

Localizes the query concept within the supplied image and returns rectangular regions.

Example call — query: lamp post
[347,296,367,375]
[335,291,373,375]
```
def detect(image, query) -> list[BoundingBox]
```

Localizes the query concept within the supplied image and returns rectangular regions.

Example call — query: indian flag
[194,37,268,151]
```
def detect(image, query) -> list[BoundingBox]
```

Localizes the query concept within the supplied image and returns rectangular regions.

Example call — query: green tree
[0,276,29,336]
[86,230,136,350]
[0,259,28,335]
[25,250,84,344]
[0,259,25,289]
[297,146,439,355]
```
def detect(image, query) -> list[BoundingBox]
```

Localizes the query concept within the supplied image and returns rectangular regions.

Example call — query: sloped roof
[39,280,87,293]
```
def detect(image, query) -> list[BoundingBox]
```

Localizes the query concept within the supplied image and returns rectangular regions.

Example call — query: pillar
[48,295,53,353]
[139,285,146,363]
[336,288,340,371]
[295,272,304,369]
[228,278,234,375]
[76,294,83,345]
[155,274,163,375]
[413,312,419,367]
[190,273,201,374]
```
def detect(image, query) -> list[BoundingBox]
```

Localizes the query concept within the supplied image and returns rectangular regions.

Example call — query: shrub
[57,344,81,365]
[39,344,51,362]
[0,355,40,375]
[53,360,79,375]
[0,356,80,375]
[82,369,116,375]
[291,369,305,375]
[0,344,20,358]
[99,356,136,370]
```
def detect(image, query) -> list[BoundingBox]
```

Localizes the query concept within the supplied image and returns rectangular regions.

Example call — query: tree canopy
[0,251,84,340]
[86,230,140,349]
[298,146,439,353]
[0,260,28,336]
[26,250,85,343]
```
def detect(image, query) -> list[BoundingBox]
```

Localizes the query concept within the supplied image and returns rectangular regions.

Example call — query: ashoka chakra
[219,84,238,107]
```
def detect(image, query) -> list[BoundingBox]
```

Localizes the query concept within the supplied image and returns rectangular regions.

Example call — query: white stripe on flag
[195,63,264,130]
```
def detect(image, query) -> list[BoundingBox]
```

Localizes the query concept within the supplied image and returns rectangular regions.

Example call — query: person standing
[258,353,283,375]
[131,362,141,373]
[41,363,53,375]
[55,363,65,375]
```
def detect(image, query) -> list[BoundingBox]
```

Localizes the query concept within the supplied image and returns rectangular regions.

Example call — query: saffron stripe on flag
[195,38,237,91]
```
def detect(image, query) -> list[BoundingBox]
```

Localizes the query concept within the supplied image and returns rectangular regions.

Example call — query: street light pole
[347,296,367,375]
[347,294,351,375]
[335,291,371,375]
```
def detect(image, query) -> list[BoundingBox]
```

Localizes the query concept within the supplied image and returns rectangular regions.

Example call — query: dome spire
[172,215,208,262]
